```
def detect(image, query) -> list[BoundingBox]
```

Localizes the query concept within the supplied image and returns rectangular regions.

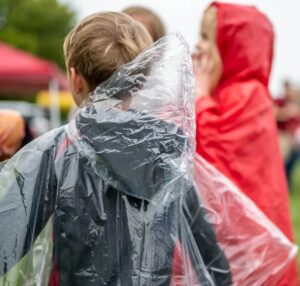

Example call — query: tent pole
[49,78,61,129]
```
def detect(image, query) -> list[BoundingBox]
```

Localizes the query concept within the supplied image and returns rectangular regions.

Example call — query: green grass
[290,161,300,273]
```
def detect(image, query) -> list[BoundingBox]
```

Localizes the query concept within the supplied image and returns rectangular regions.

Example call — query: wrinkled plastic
[0,34,297,286]
[193,155,297,285]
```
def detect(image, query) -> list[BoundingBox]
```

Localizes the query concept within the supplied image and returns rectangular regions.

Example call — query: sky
[60,0,300,96]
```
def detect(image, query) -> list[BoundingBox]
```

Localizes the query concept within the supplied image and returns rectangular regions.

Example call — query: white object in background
[49,78,61,129]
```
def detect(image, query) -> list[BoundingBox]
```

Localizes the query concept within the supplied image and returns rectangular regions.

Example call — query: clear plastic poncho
[0,34,297,286]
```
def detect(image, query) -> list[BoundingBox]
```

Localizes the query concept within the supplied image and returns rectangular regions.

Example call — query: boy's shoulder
[31,125,68,152]
[18,125,71,162]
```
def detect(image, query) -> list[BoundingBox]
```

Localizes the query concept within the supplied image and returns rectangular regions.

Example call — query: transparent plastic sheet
[193,155,298,285]
[0,34,297,286]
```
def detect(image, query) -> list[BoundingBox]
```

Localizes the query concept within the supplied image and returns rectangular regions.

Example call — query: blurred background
[0,0,299,272]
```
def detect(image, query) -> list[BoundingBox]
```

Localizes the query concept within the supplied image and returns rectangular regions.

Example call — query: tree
[0,0,76,68]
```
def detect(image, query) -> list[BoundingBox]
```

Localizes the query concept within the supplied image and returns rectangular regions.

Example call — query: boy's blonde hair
[123,6,165,42]
[64,12,153,90]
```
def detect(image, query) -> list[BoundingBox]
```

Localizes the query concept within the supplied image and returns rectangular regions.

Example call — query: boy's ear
[70,67,84,95]
[69,67,90,106]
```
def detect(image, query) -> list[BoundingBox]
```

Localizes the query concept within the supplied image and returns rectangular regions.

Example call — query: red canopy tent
[0,42,68,94]
[0,42,70,127]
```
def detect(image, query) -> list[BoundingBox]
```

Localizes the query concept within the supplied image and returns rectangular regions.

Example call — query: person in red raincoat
[193,2,299,285]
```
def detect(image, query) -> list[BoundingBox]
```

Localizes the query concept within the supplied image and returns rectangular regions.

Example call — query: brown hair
[123,6,165,42]
[202,7,217,43]
[64,12,152,90]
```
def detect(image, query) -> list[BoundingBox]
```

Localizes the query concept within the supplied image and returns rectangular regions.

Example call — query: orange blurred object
[0,110,25,160]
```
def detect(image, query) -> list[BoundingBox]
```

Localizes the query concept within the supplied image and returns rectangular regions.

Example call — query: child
[0,12,232,285]
[193,3,299,285]
[274,80,300,187]
[0,110,24,161]
[123,6,165,42]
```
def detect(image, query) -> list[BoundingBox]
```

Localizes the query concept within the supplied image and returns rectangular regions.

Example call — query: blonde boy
[0,12,231,286]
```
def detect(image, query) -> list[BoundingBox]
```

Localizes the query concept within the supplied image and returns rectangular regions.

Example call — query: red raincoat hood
[211,2,274,87]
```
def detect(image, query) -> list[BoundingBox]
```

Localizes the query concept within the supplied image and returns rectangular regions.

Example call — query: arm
[0,141,57,282]
[183,187,232,285]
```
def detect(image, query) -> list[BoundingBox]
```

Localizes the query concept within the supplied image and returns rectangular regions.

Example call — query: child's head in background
[123,6,165,43]
[64,12,153,106]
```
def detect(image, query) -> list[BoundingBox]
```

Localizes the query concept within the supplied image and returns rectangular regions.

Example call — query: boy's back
[0,32,231,285]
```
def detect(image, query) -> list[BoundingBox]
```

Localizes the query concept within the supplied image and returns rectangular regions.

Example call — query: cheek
[199,41,210,53]
[208,42,218,57]
[196,37,209,53]
[213,48,223,76]
[211,49,223,88]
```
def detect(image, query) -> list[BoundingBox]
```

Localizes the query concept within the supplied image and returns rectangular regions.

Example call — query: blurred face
[130,14,153,39]
[195,7,222,91]
[284,81,296,101]
[0,110,25,161]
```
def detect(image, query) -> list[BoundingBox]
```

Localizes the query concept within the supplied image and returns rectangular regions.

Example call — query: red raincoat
[195,3,299,285]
